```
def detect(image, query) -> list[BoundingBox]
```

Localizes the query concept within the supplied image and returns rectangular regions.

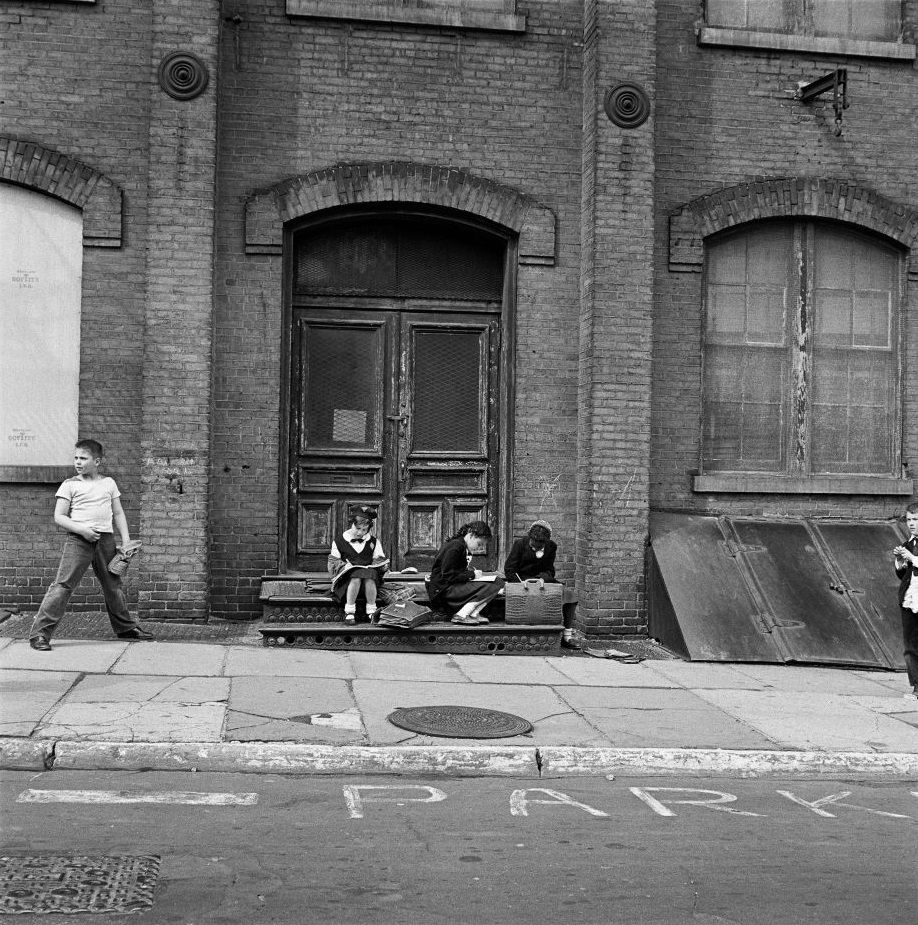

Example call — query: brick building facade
[2,0,916,641]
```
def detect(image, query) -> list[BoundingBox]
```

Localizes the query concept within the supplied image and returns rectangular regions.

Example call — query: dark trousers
[432,578,505,613]
[902,607,918,689]
[30,533,140,640]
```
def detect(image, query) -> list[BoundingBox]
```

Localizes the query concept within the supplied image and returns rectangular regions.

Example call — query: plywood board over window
[0,185,82,481]
[697,219,910,495]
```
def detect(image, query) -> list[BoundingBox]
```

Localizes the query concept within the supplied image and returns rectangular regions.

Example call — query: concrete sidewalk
[2,634,918,778]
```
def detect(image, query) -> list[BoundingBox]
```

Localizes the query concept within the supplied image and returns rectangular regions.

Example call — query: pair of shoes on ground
[344,608,381,625]
[117,627,155,641]
[451,613,489,625]
[28,626,153,651]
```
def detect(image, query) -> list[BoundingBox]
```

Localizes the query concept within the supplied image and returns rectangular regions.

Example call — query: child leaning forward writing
[894,502,918,699]
[328,506,387,624]
[426,521,505,625]
[29,439,153,651]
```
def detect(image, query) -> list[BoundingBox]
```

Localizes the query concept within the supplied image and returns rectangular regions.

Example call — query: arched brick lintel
[0,136,123,248]
[669,177,918,274]
[245,162,556,265]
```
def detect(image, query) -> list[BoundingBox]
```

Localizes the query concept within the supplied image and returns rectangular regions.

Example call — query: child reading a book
[328,506,388,624]
[426,521,504,625]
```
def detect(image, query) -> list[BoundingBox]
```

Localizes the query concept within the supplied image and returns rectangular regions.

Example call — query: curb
[536,747,918,779]
[3,739,918,779]
[50,742,539,777]
[0,739,54,771]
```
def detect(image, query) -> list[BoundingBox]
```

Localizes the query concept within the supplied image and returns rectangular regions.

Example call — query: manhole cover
[387,705,533,739]
[0,855,160,915]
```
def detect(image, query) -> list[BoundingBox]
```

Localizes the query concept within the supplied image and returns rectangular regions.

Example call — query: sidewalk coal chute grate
[0,855,160,915]
[387,705,533,739]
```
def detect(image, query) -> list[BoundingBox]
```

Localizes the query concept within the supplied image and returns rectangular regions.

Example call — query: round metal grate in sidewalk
[387,705,533,739]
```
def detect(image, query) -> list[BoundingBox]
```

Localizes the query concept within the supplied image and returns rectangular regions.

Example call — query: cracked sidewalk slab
[0,669,80,736]
[225,676,364,743]
[33,675,230,743]
[691,689,918,752]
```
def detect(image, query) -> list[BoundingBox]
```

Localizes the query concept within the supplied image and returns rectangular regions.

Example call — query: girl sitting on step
[328,506,388,624]
[426,521,505,625]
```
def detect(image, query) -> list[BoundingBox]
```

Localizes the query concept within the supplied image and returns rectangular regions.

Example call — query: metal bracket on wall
[796,68,849,137]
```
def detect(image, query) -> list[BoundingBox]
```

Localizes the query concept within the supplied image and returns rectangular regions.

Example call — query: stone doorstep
[259,621,562,655]
[258,572,571,654]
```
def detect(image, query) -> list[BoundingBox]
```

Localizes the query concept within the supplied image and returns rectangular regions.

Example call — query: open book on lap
[331,559,390,590]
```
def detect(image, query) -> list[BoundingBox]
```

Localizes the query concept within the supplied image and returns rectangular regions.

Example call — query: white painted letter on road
[16,790,258,806]
[777,790,911,820]
[342,785,447,819]
[630,787,763,817]
[509,789,608,818]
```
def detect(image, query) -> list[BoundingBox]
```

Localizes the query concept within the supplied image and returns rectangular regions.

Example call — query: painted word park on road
[17,785,918,823]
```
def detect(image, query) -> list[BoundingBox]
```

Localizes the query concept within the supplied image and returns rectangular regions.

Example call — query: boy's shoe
[116,627,155,641]
[29,636,52,651]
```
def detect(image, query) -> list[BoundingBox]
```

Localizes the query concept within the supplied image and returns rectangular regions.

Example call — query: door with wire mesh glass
[397,315,500,571]
[287,310,499,572]
[286,209,507,573]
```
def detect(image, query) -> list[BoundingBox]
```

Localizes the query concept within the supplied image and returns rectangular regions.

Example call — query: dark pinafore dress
[330,533,385,603]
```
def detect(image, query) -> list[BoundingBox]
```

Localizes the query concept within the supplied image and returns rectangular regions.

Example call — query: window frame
[694,219,912,496]
[699,0,915,61]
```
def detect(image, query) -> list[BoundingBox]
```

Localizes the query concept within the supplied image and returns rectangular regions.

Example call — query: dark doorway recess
[648,512,905,668]
[284,211,510,573]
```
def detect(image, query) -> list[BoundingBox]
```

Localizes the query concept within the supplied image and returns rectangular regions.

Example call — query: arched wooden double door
[285,212,508,573]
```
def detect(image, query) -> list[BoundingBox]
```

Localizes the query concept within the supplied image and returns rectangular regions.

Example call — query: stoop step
[258,574,564,655]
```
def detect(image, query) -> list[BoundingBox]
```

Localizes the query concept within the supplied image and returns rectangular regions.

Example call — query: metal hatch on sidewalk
[648,512,905,668]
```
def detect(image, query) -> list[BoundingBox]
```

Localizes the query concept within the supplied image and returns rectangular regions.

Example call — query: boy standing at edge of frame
[28,439,153,651]
[894,501,918,699]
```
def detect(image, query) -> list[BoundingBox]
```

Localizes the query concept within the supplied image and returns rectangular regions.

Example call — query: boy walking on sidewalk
[29,439,153,651]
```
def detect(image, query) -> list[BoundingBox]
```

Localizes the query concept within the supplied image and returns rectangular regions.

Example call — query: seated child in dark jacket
[504,520,557,583]
[426,521,505,625]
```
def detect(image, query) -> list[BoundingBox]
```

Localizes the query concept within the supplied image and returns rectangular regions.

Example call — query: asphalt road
[1,769,916,924]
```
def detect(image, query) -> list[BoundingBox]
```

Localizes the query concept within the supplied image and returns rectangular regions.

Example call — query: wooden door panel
[296,499,335,557]
[289,311,395,571]
[397,315,499,570]
[290,309,500,573]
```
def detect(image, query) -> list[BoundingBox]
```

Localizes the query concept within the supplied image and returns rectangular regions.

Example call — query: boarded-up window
[703,221,902,476]
[0,185,82,473]
[705,0,900,39]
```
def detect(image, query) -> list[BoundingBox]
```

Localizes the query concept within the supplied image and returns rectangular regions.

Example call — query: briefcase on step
[504,579,563,625]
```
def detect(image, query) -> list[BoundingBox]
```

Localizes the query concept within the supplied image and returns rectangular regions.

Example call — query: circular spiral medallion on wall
[158,51,209,101]
[604,82,651,128]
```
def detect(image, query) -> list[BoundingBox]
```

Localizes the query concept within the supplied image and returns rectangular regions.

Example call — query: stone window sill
[697,25,916,61]
[0,466,74,484]
[693,473,914,495]
[286,1,526,32]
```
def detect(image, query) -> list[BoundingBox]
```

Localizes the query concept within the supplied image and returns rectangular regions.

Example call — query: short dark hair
[453,520,492,541]
[75,439,104,459]
[906,502,918,515]
[349,505,377,526]
[528,524,551,545]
